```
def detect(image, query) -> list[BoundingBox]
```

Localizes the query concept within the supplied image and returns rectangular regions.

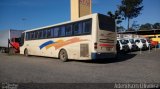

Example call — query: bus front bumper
[91,52,116,60]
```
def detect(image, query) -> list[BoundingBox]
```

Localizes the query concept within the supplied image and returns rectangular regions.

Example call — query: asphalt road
[0,49,160,83]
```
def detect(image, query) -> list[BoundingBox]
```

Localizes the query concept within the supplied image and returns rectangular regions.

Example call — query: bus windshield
[98,14,115,32]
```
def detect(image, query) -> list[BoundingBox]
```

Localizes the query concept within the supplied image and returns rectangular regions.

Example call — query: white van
[134,38,147,50]
[117,39,129,52]
[143,38,151,49]
[124,38,138,51]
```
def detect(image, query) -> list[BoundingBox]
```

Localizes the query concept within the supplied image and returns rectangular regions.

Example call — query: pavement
[0,49,160,83]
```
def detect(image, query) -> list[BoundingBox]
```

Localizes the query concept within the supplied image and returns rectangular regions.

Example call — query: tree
[153,23,160,29]
[139,23,152,30]
[107,10,124,33]
[119,0,143,30]
[117,26,126,32]
[107,10,124,24]
[131,21,140,31]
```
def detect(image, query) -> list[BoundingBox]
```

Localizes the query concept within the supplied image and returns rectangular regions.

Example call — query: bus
[20,13,117,62]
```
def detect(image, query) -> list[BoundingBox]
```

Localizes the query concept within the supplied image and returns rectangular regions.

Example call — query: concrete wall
[70,0,92,20]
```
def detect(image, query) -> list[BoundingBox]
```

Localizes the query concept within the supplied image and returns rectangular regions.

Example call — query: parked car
[124,38,139,51]
[143,38,152,49]
[117,39,130,53]
[134,38,147,50]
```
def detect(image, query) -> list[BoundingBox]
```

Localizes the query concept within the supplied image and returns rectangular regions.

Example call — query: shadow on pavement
[72,53,137,64]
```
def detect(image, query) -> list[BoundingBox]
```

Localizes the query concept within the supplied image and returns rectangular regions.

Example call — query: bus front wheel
[59,49,68,62]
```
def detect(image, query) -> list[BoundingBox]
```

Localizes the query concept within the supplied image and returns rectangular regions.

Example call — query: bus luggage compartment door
[80,44,89,57]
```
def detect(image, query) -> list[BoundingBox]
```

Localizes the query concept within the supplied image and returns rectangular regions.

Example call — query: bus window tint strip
[83,20,92,34]
[73,22,83,35]
[59,26,66,37]
[25,19,92,40]
[66,24,72,36]
[47,29,51,38]
[54,27,59,37]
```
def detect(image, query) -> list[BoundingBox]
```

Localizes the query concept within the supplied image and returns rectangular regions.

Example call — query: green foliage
[139,22,160,30]
[131,21,140,31]
[107,10,123,24]
[140,23,152,30]
[119,0,143,30]
[119,0,143,19]
[117,26,126,32]
[126,28,136,32]
[153,23,160,29]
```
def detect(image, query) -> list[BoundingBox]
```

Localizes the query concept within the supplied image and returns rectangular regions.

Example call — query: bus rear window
[98,14,115,31]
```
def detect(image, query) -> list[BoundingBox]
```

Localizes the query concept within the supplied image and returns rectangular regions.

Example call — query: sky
[0,0,160,30]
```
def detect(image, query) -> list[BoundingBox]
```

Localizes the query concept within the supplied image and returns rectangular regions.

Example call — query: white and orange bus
[20,13,117,61]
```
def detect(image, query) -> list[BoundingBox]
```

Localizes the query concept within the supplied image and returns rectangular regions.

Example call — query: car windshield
[129,39,135,44]
[141,39,146,43]
[120,40,128,44]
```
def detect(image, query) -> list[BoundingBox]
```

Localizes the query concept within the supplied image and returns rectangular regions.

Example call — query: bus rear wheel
[24,49,29,57]
[59,49,68,62]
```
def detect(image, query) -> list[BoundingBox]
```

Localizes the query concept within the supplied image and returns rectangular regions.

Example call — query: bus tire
[59,49,68,62]
[24,49,29,57]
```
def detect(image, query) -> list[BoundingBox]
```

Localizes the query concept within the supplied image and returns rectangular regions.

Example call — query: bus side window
[54,27,59,37]
[33,32,36,40]
[34,31,38,39]
[26,32,30,40]
[73,22,82,35]
[47,29,51,38]
[30,32,34,40]
[29,32,31,40]
[43,30,47,39]
[66,25,72,36]
[59,26,65,37]
[38,30,43,39]
[83,20,91,34]
[51,28,54,38]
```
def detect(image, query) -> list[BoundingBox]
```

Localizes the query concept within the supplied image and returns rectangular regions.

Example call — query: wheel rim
[60,51,65,60]
[60,50,67,61]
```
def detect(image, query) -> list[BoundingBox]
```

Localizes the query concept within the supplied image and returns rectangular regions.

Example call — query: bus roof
[24,13,99,32]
